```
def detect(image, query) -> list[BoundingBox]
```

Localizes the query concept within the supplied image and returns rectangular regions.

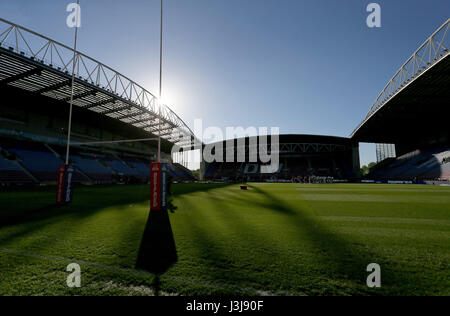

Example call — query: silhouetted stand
[136,209,177,275]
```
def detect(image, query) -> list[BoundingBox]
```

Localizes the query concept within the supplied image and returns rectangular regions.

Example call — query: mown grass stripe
[0,247,295,296]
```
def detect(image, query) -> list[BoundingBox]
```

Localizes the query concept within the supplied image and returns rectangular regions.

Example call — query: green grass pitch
[0,183,449,296]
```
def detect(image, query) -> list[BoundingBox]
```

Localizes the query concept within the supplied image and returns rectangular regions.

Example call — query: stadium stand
[1,18,449,188]
[7,146,63,182]
[104,156,151,183]
[0,153,33,184]
[104,157,135,175]
[204,162,219,179]
[0,138,198,185]
[124,159,150,175]
[202,135,360,182]
[351,20,449,183]
[368,147,450,181]
[167,163,197,181]
[0,140,93,184]
[68,154,114,184]
[0,18,197,187]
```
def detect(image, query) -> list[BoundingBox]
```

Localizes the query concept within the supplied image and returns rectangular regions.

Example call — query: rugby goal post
[57,138,168,211]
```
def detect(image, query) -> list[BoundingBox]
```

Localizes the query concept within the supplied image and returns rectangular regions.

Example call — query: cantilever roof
[351,19,449,140]
[0,17,198,150]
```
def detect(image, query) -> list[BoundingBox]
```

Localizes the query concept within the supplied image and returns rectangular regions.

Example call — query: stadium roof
[351,19,449,144]
[0,17,198,150]
[207,134,356,155]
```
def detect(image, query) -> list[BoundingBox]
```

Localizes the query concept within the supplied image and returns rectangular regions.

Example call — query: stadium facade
[202,135,360,182]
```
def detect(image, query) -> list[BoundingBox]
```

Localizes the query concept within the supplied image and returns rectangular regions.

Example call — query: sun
[152,84,182,111]
[158,95,171,106]
[157,90,182,113]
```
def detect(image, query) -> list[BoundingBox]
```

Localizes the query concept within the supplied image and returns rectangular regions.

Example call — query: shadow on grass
[0,188,146,228]
[135,197,179,297]
[246,185,377,287]
[135,207,178,296]
[244,185,450,295]
[172,182,234,196]
[0,185,151,249]
[0,204,60,229]
[132,183,233,277]
[0,183,230,256]
[0,183,232,228]
[135,208,178,274]
[133,184,235,294]
[177,184,382,294]
[174,197,252,294]
[133,184,235,275]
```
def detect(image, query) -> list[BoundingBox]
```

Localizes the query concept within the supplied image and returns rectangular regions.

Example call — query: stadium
[0,11,449,298]
[0,17,197,186]
[351,19,450,183]
[202,135,360,182]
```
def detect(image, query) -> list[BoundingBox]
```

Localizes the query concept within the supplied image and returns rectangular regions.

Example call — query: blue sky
[0,0,449,166]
